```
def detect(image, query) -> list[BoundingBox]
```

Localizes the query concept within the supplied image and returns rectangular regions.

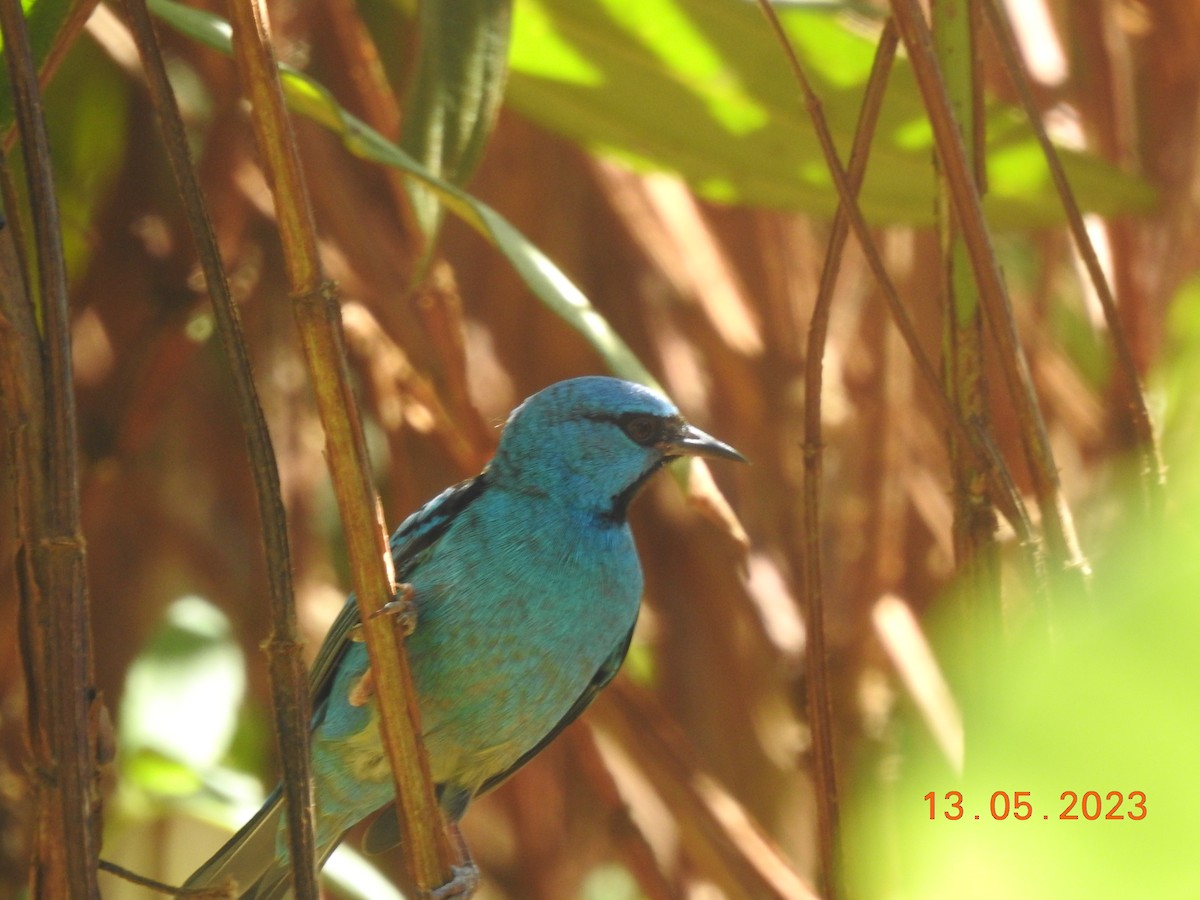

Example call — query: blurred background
[2,0,1199,897]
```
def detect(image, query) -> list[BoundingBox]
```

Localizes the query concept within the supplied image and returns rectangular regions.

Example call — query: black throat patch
[601,456,672,525]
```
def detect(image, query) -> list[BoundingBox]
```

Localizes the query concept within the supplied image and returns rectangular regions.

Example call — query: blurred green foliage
[400,0,511,241]
[852,541,1199,896]
[44,37,129,280]
[118,596,245,796]
[505,0,1154,226]
[847,311,1200,897]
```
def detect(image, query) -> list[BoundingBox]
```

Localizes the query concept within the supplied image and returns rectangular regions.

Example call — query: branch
[224,0,455,893]
[794,16,898,898]
[980,0,1165,509]
[118,1,319,894]
[888,0,1089,583]
[754,5,1036,544]
[0,0,100,894]
[932,0,1002,666]
[754,4,1042,891]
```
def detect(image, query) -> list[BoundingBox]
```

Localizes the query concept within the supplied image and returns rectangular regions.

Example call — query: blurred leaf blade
[847,479,1200,898]
[149,0,655,387]
[0,0,76,127]
[118,596,246,789]
[505,0,1155,226]
[401,0,513,241]
[44,35,129,279]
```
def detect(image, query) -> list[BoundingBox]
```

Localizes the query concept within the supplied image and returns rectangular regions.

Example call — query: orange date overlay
[925,790,1147,822]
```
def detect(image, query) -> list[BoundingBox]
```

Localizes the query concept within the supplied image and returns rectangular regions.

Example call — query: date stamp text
[924,790,1146,821]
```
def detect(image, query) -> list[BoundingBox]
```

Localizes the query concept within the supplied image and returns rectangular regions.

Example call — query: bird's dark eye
[622,414,659,446]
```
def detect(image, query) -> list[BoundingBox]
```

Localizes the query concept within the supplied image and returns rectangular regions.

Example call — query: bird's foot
[347,585,419,707]
[424,861,480,900]
[348,583,418,643]
[371,582,419,636]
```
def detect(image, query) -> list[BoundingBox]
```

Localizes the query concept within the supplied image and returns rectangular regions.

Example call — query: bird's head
[490,377,745,523]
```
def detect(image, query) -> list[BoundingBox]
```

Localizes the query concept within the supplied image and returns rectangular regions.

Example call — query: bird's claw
[370,582,418,636]
[424,862,480,900]
[349,584,418,642]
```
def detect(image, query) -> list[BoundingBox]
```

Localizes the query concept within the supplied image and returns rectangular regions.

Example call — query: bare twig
[980,0,1165,508]
[0,0,100,894]
[933,0,1001,656]
[793,16,899,897]
[888,0,1089,583]
[755,5,1043,891]
[99,859,224,896]
[119,1,318,894]
[754,4,1035,543]
[225,0,456,893]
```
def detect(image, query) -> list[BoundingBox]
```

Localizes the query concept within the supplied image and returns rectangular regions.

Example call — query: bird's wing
[179,785,286,892]
[475,620,637,797]
[306,473,490,714]
[363,621,638,854]
[185,475,492,891]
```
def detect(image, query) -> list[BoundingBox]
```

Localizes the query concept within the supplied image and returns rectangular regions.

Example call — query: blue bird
[182,376,744,897]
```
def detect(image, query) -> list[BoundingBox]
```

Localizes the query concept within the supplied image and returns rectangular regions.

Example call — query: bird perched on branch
[182,376,745,898]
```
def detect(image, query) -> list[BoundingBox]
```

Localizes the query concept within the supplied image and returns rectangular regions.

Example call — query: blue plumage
[182,376,744,897]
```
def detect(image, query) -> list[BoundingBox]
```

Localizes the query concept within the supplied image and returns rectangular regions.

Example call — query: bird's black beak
[660,423,747,464]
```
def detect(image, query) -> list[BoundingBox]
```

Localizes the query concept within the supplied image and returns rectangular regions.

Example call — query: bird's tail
[180,787,295,899]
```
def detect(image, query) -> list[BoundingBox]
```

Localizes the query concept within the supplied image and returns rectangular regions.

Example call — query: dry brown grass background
[3,0,1200,897]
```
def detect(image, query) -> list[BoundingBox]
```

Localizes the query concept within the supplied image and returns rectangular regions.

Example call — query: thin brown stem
[225,0,456,892]
[888,0,1089,583]
[99,859,207,896]
[119,1,318,895]
[0,0,100,894]
[0,150,31,292]
[795,17,899,898]
[756,4,1040,888]
[754,4,1034,547]
[980,0,1165,508]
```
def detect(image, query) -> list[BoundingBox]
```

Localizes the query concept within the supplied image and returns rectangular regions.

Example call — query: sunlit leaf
[506,0,1154,227]
[118,596,246,792]
[0,0,76,127]
[401,0,512,242]
[149,0,656,388]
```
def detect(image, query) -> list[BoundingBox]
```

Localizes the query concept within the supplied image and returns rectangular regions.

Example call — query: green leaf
[149,0,656,388]
[118,596,246,792]
[0,0,77,128]
[505,0,1154,227]
[1156,275,1200,494]
[401,0,512,243]
[0,3,128,286]
[846,487,1200,898]
[43,36,130,280]
[580,863,644,900]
